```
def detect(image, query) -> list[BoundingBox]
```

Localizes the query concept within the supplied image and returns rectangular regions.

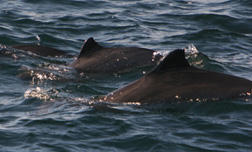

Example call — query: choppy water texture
[1,0,252,151]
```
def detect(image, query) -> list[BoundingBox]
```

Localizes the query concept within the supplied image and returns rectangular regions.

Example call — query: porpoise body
[103,49,252,103]
[12,44,68,57]
[69,37,162,73]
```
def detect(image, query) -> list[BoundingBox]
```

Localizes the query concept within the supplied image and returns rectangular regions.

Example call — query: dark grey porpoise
[103,49,252,103]
[12,44,68,57]
[69,37,162,73]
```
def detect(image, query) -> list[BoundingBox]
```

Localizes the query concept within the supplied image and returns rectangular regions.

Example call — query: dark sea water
[1,0,252,151]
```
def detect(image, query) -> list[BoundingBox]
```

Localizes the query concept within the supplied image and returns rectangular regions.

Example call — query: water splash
[184,44,199,54]
[36,35,41,45]
[152,51,162,62]
[24,87,58,101]
[18,64,77,83]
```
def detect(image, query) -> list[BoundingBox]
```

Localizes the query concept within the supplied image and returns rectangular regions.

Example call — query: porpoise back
[69,37,162,73]
[12,44,68,57]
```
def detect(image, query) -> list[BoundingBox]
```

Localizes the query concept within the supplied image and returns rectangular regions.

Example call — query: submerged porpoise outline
[12,44,69,57]
[103,49,252,103]
[69,37,162,73]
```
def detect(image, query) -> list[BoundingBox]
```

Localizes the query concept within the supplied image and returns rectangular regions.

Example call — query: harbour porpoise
[103,49,252,103]
[69,37,162,73]
[12,44,69,57]
[6,37,162,79]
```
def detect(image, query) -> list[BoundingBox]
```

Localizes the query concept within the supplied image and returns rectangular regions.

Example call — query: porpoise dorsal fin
[77,37,104,58]
[152,49,190,72]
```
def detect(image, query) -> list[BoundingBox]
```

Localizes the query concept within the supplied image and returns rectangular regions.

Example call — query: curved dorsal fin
[152,49,190,73]
[77,37,104,58]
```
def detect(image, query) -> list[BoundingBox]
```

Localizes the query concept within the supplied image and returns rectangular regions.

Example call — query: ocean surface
[1,0,252,151]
